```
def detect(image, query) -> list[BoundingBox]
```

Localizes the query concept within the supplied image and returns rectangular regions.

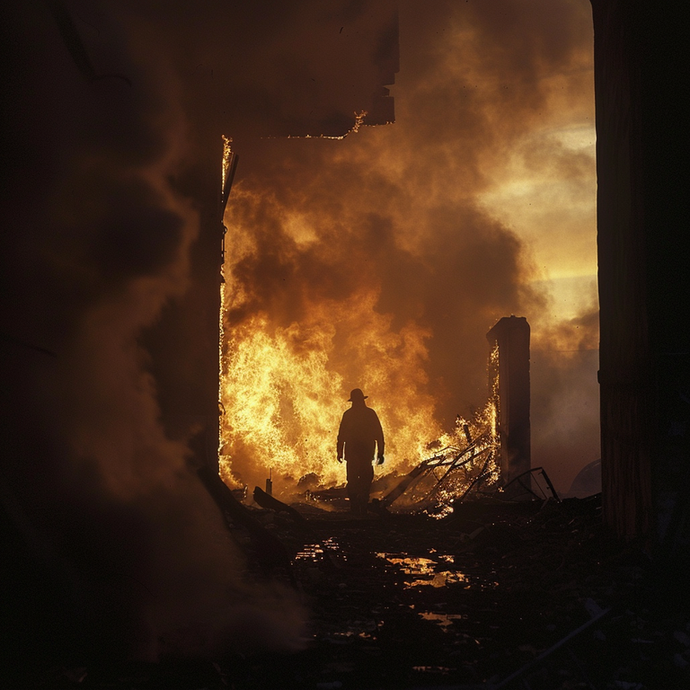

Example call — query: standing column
[487,316,531,493]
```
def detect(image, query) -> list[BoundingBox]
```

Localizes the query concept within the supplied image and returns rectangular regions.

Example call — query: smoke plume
[219,0,598,493]
[1,0,402,663]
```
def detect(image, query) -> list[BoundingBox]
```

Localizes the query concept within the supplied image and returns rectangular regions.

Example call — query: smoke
[1,0,404,663]
[219,0,598,491]
[532,284,600,493]
[1,0,597,664]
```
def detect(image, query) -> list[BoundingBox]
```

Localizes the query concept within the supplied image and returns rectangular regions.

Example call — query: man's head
[348,388,368,405]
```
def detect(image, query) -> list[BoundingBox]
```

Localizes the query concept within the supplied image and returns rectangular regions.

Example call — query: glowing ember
[283,110,369,140]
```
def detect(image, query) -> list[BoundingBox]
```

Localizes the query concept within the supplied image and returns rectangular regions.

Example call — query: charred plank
[197,466,291,572]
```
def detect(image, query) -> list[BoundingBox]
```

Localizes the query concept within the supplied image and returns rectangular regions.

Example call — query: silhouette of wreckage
[194,422,560,575]
[305,427,560,514]
[195,443,596,690]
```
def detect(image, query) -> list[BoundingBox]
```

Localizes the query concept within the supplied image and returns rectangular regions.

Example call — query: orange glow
[219,254,500,500]
[217,0,598,499]
[219,281,450,494]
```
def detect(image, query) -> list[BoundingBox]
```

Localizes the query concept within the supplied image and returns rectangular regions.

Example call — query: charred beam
[197,466,290,572]
[252,486,308,525]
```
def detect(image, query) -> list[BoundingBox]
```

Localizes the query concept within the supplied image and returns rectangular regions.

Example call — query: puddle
[321,619,380,643]
[418,611,466,629]
[375,553,467,588]
[322,536,345,558]
[295,537,346,563]
[412,665,454,673]
[377,555,436,575]
[295,543,325,561]
[406,571,466,587]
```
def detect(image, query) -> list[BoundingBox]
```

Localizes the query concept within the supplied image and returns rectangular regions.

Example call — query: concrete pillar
[487,316,531,492]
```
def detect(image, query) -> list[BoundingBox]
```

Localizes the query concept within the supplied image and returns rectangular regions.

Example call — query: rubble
[6,493,690,689]
[252,486,309,526]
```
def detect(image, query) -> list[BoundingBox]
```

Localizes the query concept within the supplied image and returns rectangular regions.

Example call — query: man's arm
[372,410,384,461]
[336,413,347,462]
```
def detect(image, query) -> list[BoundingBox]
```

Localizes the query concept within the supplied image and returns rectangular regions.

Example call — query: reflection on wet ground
[10,497,687,689]
[417,610,466,628]
[277,500,673,690]
[294,537,345,563]
[294,543,324,561]
[375,552,468,588]
[285,516,499,686]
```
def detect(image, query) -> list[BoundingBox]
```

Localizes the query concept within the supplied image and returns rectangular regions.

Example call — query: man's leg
[348,464,373,514]
[359,464,373,513]
[347,461,373,514]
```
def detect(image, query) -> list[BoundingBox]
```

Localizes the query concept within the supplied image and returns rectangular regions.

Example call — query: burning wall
[487,316,531,489]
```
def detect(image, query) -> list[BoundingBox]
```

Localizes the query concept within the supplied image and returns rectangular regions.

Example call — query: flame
[488,340,500,443]
[219,284,446,494]
[217,188,448,494]
[219,295,501,506]
[273,110,368,141]
[221,135,234,195]
[217,186,503,501]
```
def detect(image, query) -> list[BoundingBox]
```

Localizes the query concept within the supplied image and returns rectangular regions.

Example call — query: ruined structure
[487,316,531,492]
[143,8,400,474]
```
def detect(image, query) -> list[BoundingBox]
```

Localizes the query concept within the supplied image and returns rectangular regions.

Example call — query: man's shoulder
[340,408,355,424]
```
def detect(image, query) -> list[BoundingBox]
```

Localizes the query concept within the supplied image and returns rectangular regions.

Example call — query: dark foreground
[5,496,690,689]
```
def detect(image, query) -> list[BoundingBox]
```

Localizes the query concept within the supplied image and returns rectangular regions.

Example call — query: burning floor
[9,493,690,690]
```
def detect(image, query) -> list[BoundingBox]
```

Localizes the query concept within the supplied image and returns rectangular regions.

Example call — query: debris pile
[9,493,690,689]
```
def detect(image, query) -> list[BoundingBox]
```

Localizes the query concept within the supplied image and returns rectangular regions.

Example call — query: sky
[1,0,598,662]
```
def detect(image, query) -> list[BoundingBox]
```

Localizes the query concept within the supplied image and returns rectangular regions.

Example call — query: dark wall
[592,0,690,551]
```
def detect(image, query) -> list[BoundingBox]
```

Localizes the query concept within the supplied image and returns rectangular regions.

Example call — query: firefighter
[336,388,385,515]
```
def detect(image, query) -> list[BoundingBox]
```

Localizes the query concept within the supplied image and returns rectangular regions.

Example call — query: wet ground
[7,496,690,689]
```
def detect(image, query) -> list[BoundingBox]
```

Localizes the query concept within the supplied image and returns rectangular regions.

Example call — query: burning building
[9,0,690,683]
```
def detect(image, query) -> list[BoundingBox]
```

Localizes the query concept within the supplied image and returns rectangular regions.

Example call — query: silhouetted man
[337,388,384,515]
